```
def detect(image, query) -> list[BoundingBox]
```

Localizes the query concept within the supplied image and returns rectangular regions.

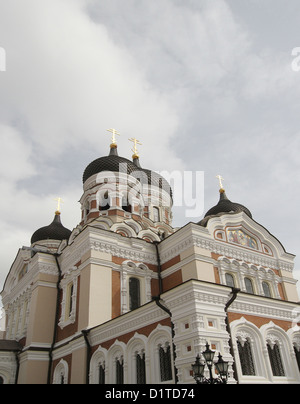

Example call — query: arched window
[153,207,160,222]
[85,201,90,217]
[116,358,124,384]
[237,338,256,376]
[67,283,74,317]
[99,190,110,211]
[262,282,271,298]
[294,345,300,372]
[159,343,172,382]
[267,342,285,377]
[136,352,146,384]
[122,195,132,213]
[99,363,105,384]
[245,277,254,294]
[129,278,140,310]
[225,273,235,287]
[53,359,68,384]
[0,376,4,384]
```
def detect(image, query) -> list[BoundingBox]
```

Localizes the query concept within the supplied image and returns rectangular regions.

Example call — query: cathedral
[0,131,300,384]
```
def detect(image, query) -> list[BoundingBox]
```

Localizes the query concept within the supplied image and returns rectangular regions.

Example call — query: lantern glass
[215,353,229,379]
[202,343,215,366]
[192,354,205,378]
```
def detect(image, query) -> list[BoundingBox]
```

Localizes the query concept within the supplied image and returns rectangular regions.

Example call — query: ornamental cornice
[89,304,168,347]
[158,223,293,272]
[229,296,298,322]
[60,228,157,271]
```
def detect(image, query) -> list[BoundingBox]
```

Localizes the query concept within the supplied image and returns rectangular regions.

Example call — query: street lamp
[192,343,229,384]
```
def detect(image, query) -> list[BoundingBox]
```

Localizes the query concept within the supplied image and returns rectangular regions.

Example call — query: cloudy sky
[1,0,300,317]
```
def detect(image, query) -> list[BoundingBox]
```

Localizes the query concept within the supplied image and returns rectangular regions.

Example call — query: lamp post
[192,343,229,384]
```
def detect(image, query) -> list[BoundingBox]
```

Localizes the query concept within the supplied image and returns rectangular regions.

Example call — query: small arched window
[98,363,105,384]
[159,344,172,382]
[237,338,256,376]
[267,342,285,377]
[245,277,254,294]
[122,194,132,213]
[153,207,160,222]
[65,282,74,320]
[68,283,74,317]
[100,191,110,211]
[136,352,146,384]
[262,281,271,298]
[129,278,140,310]
[116,358,124,384]
[225,273,235,287]
[293,345,300,372]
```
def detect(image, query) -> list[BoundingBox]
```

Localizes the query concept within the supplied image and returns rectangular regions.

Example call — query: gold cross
[107,128,120,145]
[54,197,64,213]
[216,175,224,190]
[129,137,142,158]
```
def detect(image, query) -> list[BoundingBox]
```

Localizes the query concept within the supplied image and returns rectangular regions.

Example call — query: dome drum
[80,146,173,227]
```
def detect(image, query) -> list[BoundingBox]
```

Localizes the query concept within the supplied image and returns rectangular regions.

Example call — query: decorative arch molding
[260,321,300,380]
[120,260,156,314]
[231,318,300,383]
[138,229,160,242]
[230,317,267,381]
[111,223,137,238]
[217,256,281,298]
[126,333,148,383]
[90,216,114,229]
[207,212,293,263]
[0,353,17,385]
[124,219,143,235]
[148,324,174,384]
[89,346,108,384]
[53,359,69,384]
[107,340,127,384]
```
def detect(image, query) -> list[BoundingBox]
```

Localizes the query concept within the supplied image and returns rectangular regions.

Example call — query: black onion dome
[82,146,137,183]
[31,213,72,244]
[131,156,172,197]
[83,147,173,197]
[199,190,252,227]
[142,168,173,197]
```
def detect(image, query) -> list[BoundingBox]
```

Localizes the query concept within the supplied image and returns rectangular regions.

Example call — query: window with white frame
[98,362,105,384]
[267,341,285,377]
[244,277,254,294]
[59,268,79,329]
[153,207,160,222]
[237,337,256,376]
[218,258,281,299]
[115,357,124,384]
[129,277,141,310]
[120,261,154,314]
[148,326,174,384]
[136,351,146,384]
[225,273,235,287]
[159,342,172,382]
[89,348,107,384]
[53,359,68,384]
[293,344,300,372]
[262,281,272,298]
